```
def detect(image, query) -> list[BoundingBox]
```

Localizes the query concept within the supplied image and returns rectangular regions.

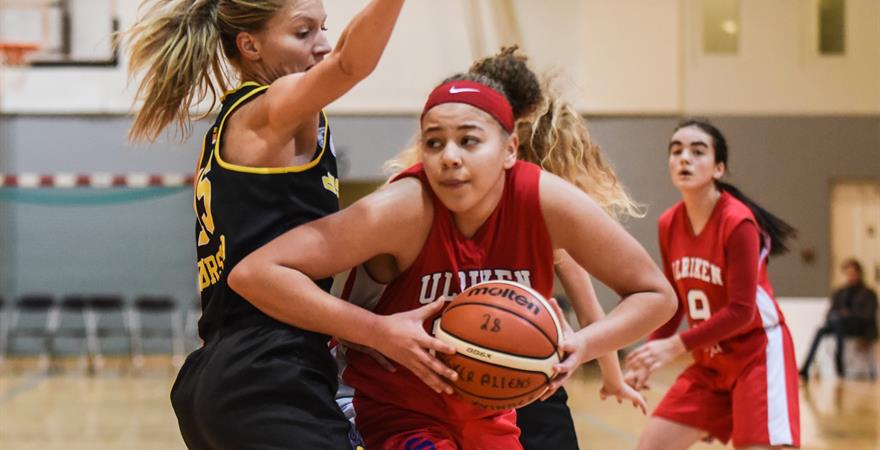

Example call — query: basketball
[434,280,563,410]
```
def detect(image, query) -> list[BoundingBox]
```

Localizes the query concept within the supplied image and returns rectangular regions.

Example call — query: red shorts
[352,395,522,450]
[654,324,800,447]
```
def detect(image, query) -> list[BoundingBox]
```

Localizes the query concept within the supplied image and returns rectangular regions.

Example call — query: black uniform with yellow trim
[171,82,359,450]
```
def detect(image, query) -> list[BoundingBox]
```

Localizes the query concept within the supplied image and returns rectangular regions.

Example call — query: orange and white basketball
[434,280,563,410]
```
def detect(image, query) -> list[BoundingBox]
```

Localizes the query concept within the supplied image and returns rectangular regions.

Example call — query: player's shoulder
[711,191,762,245]
[345,177,434,263]
[507,160,543,200]
[537,167,583,201]
[537,169,603,222]
[716,191,755,228]
[658,201,684,232]
[511,160,542,177]
[365,176,430,215]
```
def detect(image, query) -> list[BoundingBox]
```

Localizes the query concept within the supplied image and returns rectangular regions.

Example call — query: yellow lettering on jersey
[198,260,210,291]
[215,235,225,270]
[197,234,226,292]
[196,160,216,246]
[322,172,339,197]
[204,256,220,284]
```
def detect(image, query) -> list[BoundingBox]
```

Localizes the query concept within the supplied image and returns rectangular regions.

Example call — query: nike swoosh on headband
[449,86,481,94]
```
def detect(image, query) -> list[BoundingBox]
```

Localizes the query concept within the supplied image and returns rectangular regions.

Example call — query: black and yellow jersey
[193,82,340,340]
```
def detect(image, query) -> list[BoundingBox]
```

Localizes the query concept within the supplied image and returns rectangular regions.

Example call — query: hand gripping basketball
[373,300,459,395]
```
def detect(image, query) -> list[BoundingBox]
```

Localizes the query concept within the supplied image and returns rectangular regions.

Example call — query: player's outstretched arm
[228,178,458,394]
[539,172,677,380]
[261,0,405,132]
[624,221,761,386]
[553,250,646,413]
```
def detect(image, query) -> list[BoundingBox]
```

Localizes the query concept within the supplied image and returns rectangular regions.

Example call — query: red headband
[421,80,514,133]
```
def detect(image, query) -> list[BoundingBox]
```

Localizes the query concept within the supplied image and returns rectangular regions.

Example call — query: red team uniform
[339,160,554,450]
[650,191,800,447]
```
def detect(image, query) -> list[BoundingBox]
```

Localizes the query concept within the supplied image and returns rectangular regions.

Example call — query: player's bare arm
[539,171,677,369]
[554,250,647,413]
[228,177,459,393]
[222,0,406,168]
[260,0,404,130]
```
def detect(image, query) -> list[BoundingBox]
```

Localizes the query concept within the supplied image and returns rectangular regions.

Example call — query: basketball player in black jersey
[122,0,457,448]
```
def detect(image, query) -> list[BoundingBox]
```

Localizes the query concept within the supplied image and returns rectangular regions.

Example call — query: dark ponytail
[675,119,797,256]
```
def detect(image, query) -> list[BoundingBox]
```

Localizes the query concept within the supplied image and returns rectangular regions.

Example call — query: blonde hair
[120,0,289,142]
[385,48,642,220]
[517,78,642,219]
[383,139,419,180]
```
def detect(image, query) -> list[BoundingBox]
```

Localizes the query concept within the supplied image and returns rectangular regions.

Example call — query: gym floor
[0,355,876,449]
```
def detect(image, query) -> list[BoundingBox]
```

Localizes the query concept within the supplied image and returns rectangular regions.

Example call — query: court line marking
[0,371,49,405]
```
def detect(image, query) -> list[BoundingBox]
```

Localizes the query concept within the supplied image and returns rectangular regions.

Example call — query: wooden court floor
[0,356,877,449]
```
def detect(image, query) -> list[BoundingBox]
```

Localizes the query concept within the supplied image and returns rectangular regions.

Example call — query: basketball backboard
[0,0,118,66]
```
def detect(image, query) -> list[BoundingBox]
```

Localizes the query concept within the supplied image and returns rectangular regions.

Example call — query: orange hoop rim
[0,42,41,66]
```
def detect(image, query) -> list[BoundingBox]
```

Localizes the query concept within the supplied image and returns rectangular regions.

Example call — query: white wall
[323,0,476,113]
[577,0,681,114]
[683,0,880,115]
[778,297,828,364]
[0,0,878,115]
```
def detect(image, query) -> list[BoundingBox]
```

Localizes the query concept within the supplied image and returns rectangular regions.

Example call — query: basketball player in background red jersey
[229,56,677,448]
[624,119,800,449]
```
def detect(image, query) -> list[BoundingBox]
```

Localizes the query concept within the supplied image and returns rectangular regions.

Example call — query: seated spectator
[800,258,878,380]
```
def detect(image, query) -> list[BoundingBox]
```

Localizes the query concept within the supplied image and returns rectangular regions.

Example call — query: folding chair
[4,294,57,371]
[130,295,184,370]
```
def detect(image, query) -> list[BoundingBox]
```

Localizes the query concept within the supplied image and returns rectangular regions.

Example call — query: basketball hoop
[0,42,40,66]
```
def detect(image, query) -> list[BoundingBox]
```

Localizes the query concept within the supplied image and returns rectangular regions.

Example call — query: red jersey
[652,191,787,369]
[342,160,555,423]
[651,192,801,447]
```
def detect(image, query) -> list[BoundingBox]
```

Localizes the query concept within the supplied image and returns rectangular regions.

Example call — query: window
[702,0,740,54]
[818,0,845,54]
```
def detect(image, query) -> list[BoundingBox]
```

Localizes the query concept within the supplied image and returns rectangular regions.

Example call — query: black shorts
[170,323,356,450]
[517,387,579,450]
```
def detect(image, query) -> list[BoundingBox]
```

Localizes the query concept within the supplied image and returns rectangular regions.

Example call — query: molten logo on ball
[465,286,540,316]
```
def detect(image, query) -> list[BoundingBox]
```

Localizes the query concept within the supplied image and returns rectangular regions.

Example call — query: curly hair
[466,46,542,119]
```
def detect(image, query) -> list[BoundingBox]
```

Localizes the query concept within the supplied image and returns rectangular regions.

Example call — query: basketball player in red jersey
[229,51,677,448]
[367,47,650,449]
[624,120,800,449]
[123,1,458,448]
